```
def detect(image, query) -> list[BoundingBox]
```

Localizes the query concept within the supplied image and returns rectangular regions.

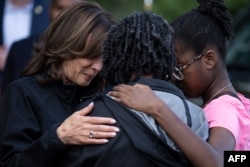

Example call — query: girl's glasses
[172,54,204,81]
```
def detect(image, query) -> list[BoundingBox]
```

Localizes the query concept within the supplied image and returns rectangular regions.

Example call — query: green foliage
[89,0,143,20]
[91,0,250,21]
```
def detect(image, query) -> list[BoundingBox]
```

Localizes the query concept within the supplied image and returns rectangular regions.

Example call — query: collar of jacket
[52,81,80,105]
[51,81,99,106]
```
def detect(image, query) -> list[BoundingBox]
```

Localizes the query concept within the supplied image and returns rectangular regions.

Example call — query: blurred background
[91,0,250,98]
[91,0,249,21]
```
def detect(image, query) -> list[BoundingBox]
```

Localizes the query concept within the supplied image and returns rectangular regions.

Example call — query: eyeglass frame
[172,53,204,81]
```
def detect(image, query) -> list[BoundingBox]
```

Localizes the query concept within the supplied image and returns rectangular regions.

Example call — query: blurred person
[73,12,212,167]
[0,2,118,166]
[1,0,83,94]
[0,0,50,89]
[109,0,250,166]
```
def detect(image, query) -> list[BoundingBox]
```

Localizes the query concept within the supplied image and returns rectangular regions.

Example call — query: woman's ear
[203,50,217,69]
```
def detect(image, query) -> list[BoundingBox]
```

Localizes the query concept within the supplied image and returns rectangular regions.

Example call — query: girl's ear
[203,50,217,69]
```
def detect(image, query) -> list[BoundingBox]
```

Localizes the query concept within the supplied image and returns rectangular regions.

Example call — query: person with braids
[74,11,212,167]
[0,2,119,166]
[109,0,250,166]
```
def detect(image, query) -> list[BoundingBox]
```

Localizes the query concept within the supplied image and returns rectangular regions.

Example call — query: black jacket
[0,75,98,167]
[0,77,198,167]
[73,78,195,167]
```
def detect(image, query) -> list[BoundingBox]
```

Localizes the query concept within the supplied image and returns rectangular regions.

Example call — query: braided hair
[101,12,175,86]
[171,0,234,62]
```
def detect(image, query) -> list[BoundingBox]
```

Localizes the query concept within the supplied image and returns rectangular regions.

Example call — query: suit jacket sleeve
[0,83,68,167]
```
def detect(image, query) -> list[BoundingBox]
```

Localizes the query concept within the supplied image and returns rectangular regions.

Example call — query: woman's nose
[92,59,103,71]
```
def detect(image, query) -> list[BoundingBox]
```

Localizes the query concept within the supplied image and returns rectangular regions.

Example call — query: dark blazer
[1,35,39,93]
[0,0,50,45]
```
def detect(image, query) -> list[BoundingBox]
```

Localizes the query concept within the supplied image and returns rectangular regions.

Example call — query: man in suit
[1,0,82,94]
[0,0,50,93]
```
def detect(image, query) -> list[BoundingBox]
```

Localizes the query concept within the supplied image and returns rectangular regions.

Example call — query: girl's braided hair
[171,0,234,62]
[101,12,176,86]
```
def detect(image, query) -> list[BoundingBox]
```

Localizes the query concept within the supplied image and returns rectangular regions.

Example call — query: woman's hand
[57,102,119,145]
[108,84,165,115]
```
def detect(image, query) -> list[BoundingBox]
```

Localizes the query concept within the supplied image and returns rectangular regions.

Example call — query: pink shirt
[204,93,250,150]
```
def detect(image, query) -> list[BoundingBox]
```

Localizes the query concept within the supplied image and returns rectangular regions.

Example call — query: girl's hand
[108,84,165,115]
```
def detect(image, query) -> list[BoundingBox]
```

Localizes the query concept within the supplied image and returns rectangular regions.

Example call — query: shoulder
[3,76,38,96]
[8,36,37,60]
[204,94,250,148]
[1,75,63,108]
[11,35,37,50]
[1,76,43,110]
[9,75,38,86]
[205,94,245,113]
[204,94,244,131]
[237,93,250,110]
[4,75,51,98]
[7,36,36,64]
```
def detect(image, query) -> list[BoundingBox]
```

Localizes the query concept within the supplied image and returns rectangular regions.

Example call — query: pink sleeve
[204,97,239,141]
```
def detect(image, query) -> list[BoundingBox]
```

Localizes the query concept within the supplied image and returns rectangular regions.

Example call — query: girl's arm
[109,84,235,167]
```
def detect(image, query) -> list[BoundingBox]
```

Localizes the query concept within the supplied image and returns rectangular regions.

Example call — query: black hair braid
[101,12,176,86]
[171,0,233,62]
[197,0,234,40]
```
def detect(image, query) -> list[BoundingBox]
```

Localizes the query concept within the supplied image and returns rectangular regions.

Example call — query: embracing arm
[57,102,119,145]
[0,84,118,166]
[109,84,235,167]
[146,101,221,167]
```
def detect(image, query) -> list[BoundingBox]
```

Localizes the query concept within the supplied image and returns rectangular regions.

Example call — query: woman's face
[62,57,103,87]
[173,41,208,98]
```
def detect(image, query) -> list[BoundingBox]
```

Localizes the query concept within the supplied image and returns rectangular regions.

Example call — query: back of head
[101,12,175,86]
[21,1,115,84]
[171,0,234,62]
